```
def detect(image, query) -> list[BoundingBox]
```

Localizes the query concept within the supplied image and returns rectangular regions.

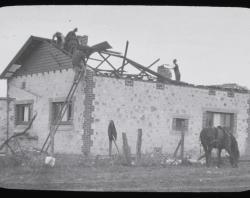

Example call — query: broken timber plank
[136,129,142,161]
[180,129,185,161]
[122,132,131,166]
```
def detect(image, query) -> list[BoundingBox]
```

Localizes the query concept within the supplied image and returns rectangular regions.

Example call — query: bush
[0,155,23,168]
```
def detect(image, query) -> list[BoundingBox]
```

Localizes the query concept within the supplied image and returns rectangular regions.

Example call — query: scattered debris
[45,156,56,167]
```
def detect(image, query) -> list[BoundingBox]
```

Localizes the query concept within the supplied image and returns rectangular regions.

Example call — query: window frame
[203,108,237,134]
[15,100,33,126]
[49,97,74,126]
[171,115,190,134]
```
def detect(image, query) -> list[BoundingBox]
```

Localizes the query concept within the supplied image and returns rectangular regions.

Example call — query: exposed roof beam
[121,41,129,75]
[98,52,120,78]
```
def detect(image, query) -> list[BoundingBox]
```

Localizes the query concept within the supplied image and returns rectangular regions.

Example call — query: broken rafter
[98,52,120,78]
[102,50,122,55]
[98,52,160,81]
[125,58,175,84]
[96,69,126,73]
[148,58,160,68]
[138,58,160,76]
[96,51,184,85]
[88,57,102,62]
[121,41,129,75]
[95,54,111,69]
[116,61,129,72]
[85,63,100,72]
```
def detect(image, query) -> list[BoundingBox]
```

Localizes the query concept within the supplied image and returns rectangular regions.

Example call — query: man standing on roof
[173,59,181,82]
[65,28,88,83]
[63,28,84,82]
[64,28,79,54]
[52,32,64,49]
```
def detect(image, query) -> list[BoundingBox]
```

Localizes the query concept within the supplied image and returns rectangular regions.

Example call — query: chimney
[77,35,88,46]
[157,65,172,81]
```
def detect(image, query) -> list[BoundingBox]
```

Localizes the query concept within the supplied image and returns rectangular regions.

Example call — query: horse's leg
[228,151,237,168]
[202,145,209,167]
[225,144,235,167]
[217,148,222,168]
[206,147,212,167]
[229,154,234,167]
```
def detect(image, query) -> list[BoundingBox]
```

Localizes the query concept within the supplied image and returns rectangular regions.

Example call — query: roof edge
[0,36,53,79]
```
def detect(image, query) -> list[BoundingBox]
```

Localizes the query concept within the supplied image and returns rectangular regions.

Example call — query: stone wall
[82,70,95,155]
[0,99,7,152]
[7,68,86,154]
[0,98,15,153]
[90,76,250,158]
[245,98,250,155]
[5,69,250,157]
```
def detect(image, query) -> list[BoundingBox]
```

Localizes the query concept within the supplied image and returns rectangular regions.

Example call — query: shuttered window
[15,104,32,125]
[172,118,188,132]
[204,111,234,133]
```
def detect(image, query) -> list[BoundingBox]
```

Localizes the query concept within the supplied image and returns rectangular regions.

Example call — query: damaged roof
[0,35,249,94]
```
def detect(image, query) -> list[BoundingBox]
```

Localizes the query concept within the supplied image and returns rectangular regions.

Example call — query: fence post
[136,129,142,161]
[180,129,185,161]
[50,126,55,156]
[122,132,131,165]
[109,140,112,157]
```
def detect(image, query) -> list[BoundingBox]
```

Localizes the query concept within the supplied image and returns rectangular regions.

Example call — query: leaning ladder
[40,59,87,154]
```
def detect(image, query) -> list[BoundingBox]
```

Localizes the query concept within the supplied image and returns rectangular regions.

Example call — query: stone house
[0,35,250,159]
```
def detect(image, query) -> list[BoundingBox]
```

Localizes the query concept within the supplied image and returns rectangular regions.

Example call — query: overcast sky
[0,6,250,96]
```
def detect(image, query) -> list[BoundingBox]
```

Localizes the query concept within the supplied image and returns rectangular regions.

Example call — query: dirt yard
[1,160,250,192]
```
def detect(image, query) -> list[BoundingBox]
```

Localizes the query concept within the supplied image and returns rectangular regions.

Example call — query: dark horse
[200,126,239,168]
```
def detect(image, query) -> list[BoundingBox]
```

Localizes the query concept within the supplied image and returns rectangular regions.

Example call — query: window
[21,81,26,89]
[204,111,234,133]
[208,89,216,95]
[156,83,165,90]
[227,91,234,97]
[125,78,133,86]
[51,101,73,125]
[15,103,32,125]
[172,118,188,132]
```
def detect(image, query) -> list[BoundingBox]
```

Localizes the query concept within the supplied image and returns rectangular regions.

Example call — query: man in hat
[64,28,87,82]
[64,28,79,54]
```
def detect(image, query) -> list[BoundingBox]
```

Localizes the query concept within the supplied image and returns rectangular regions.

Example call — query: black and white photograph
[0,5,250,192]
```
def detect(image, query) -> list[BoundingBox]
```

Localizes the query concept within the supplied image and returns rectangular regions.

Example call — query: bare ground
[1,161,250,192]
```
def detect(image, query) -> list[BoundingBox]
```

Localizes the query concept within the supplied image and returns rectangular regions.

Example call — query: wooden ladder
[40,59,87,154]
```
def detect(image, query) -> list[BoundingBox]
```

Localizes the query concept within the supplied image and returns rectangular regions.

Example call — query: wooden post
[121,41,129,75]
[173,139,182,158]
[122,132,131,165]
[113,138,120,155]
[109,140,112,157]
[180,128,185,161]
[50,126,55,156]
[136,129,142,160]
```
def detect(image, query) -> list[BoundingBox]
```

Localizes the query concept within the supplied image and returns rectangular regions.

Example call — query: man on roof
[52,32,65,49]
[64,28,79,54]
[173,59,181,82]
[63,28,86,82]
